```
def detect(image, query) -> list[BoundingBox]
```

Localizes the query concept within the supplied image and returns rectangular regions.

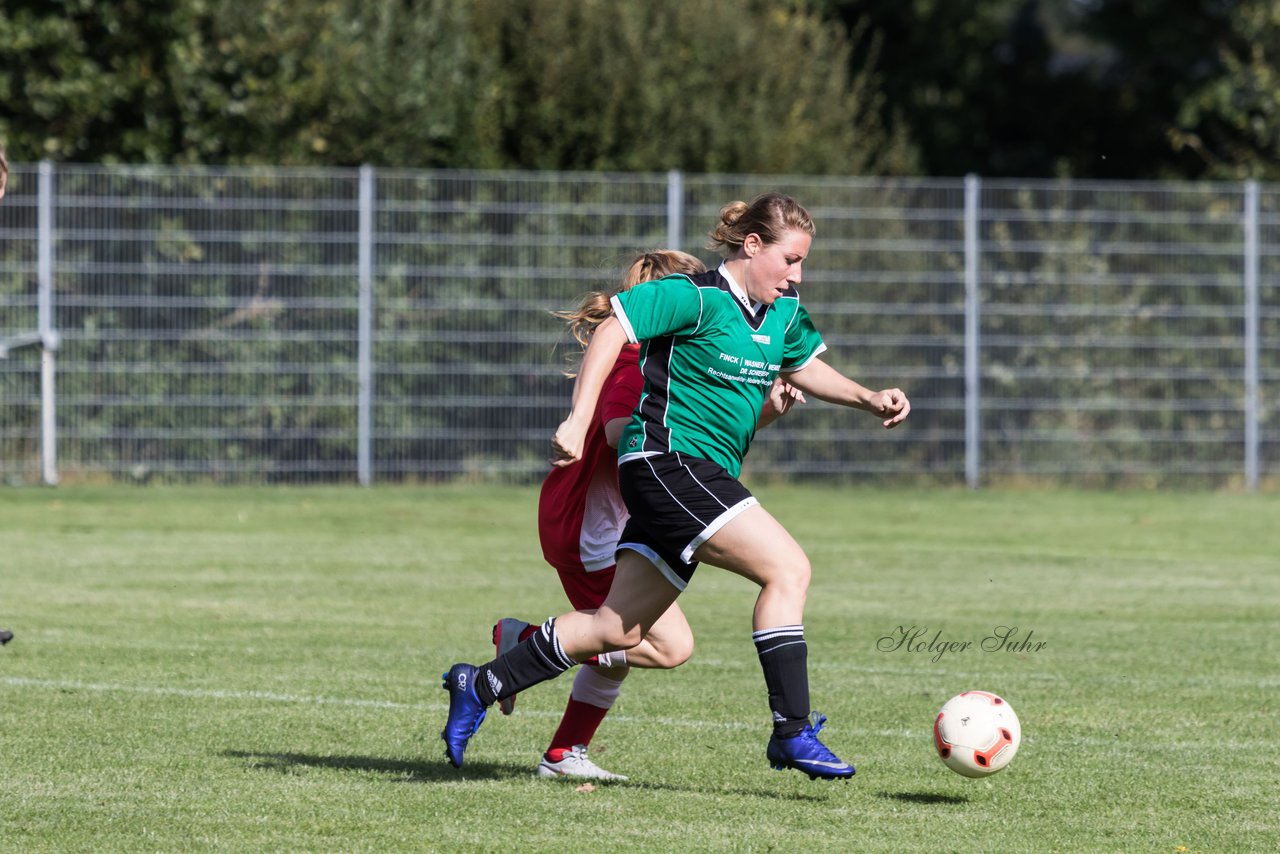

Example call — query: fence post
[38,160,59,486]
[357,165,375,487]
[964,174,982,489]
[1243,180,1259,491]
[666,169,684,251]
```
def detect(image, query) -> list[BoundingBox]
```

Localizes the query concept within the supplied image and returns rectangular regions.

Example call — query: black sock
[753,625,810,738]
[474,617,576,706]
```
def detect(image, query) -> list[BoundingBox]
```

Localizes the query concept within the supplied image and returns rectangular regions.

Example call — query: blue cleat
[766,713,856,780]
[440,663,487,768]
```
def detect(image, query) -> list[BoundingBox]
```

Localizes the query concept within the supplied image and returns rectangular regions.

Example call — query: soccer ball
[933,691,1021,777]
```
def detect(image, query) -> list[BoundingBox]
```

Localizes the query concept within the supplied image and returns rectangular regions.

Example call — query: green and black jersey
[610,265,826,478]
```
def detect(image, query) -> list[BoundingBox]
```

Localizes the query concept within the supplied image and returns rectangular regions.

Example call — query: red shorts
[554,563,616,611]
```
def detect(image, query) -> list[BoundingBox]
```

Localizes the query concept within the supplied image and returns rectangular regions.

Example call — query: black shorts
[617,452,758,591]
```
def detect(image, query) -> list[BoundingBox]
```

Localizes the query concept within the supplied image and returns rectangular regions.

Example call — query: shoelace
[798,712,841,760]
[567,745,587,760]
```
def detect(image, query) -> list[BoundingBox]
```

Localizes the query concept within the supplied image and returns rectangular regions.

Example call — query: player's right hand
[768,377,806,417]
[550,418,586,467]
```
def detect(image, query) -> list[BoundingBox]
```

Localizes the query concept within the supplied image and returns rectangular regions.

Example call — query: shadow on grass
[875,790,969,805]
[619,779,830,803]
[224,750,531,783]
[225,750,828,801]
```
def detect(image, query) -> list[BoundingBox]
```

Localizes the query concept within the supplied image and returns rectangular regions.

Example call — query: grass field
[1,484,1276,852]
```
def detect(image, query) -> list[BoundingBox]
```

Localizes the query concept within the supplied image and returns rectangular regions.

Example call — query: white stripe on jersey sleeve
[609,293,639,343]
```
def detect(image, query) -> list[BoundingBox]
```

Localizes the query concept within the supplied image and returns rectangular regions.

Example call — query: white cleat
[536,745,629,781]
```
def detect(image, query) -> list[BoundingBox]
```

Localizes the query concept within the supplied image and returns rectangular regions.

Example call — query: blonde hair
[706,192,814,257]
[554,250,705,373]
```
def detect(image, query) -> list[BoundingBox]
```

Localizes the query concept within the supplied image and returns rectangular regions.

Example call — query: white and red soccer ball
[933,691,1021,777]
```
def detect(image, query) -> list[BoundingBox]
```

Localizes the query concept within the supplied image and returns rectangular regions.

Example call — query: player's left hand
[868,388,910,428]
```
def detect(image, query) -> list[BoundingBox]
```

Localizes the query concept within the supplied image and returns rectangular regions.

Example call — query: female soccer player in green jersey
[442,192,910,780]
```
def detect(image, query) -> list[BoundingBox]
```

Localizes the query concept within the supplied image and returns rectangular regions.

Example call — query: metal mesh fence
[0,161,42,485]
[372,169,673,478]
[0,164,1275,487]
[978,180,1249,480]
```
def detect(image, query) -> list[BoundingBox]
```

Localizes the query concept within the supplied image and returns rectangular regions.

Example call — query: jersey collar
[717,262,764,317]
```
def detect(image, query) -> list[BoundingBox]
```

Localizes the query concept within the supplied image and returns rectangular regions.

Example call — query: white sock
[570,663,625,709]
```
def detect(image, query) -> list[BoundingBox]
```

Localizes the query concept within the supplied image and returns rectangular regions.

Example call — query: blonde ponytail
[553,249,706,373]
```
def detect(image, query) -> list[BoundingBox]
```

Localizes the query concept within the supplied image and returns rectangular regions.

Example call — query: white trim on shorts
[617,543,688,592]
[681,495,758,563]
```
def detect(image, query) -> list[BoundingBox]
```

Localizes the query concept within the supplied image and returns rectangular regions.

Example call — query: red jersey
[538,345,642,573]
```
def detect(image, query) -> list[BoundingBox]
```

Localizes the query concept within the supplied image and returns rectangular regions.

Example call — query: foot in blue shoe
[766,713,856,780]
[441,663,487,768]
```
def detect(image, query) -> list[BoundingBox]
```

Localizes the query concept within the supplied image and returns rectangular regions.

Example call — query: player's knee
[764,557,811,600]
[598,622,644,652]
[587,607,644,652]
[662,632,694,669]
[793,558,812,593]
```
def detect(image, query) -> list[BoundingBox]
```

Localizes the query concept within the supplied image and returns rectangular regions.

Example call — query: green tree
[467,0,916,175]
[1171,0,1280,179]
[0,0,914,175]
[0,0,189,161]
[815,0,1272,180]
[164,0,489,166]
[1072,0,1240,179]
[814,0,1137,178]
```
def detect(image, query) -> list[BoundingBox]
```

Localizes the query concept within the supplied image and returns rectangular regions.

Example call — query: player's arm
[604,418,629,448]
[783,357,910,429]
[551,316,628,465]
